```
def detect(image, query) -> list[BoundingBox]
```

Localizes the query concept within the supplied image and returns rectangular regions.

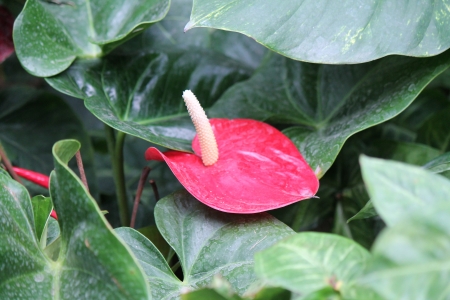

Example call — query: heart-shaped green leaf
[210,51,450,177]
[46,49,251,151]
[0,87,98,197]
[13,0,169,76]
[116,190,294,299]
[357,204,450,299]
[254,232,371,299]
[0,141,150,299]
[187,0,450,63]
[360,156,450,226]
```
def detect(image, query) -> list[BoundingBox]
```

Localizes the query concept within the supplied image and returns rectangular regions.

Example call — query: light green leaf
[187,0,450,63]
[0,140,150,299]
[13,0,169,76]
[424,151,450,175]
[116,190,294,299]
[254,232,371,299]
[360,156,450,226]
[210,51,450,177]
[31,195,52,248]
[357,205,450,299]
[347,200,377,223]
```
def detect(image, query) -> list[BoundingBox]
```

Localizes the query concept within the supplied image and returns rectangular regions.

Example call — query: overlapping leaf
[187,0,450,63]
[116,190,294,299]
[360,156,450,226]
[0,140,149,299]
[210,51,450,177]
[13,0,169,76]
[255,232,372,299]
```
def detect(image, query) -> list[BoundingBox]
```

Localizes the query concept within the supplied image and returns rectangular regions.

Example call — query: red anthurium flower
[145,91,319,213]
[13,167,58,220]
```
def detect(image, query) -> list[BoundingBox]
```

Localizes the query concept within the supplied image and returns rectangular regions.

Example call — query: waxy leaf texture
[146,119,319,213]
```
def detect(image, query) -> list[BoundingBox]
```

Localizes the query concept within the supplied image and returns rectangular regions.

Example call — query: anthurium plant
[1,0,450,299]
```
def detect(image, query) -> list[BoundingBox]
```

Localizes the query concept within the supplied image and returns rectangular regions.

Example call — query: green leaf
[45,217,60,246]
[122,0,266,70]
[46,49,251,151]
[187,0,450,63]
[360,156,450,226]
[31,195,52,248]
[373,141,441,166]
[116,190,294,299]
[356,205,450,299]
[0,87,98,198]
[181,275,244,300]
[210,51,450,177]
[13,0,169,76]
[347,200,377,223]
[0,140,150,299]
[254,232,371,299]
[424,151,450,174]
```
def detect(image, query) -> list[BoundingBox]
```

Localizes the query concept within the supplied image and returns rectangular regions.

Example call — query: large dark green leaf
[0,87,98,197]
[46,48,251,152]
[357,205,450,299]
[210,51,450,177]
[254,232,371,299]
[0,140,150,299]
[13,0,169,77]
[360,156,450,226]
[116,190,294,299]
[187,0,450,63]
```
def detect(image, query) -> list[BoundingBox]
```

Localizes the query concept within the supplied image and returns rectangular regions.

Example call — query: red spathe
[145,119,319,213]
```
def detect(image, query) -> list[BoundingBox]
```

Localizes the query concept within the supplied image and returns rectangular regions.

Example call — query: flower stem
[0,143,22,183]
[130,167,151,228]
[75,150,89,192]
[105,125,129,226]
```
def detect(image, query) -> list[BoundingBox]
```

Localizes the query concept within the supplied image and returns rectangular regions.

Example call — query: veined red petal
[145,119,319,213]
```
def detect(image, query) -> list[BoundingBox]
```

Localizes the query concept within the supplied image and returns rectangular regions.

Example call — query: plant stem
[105,125,129,226]
[130,167,151,228]
[149,179,160,201]
[0,144,22,183]
[75,150,89,192]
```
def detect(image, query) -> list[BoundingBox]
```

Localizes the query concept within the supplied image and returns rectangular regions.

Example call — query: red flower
[145,91,319,213]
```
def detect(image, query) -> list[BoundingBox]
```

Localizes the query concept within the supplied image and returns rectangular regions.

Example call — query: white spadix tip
[183,90,219,166]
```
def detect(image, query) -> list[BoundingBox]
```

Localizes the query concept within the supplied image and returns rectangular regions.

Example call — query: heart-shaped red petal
[145,119,319,213]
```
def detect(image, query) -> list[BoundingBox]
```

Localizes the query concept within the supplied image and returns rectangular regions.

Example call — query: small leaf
[347,200,377,223]
[116,190,294,299]
[360,156,450,226]
[187,0,450,63]
[210,51,450,177]
[255,232,371,299]
[13,0,169,76]
[31,195,52,248]
[423,151,450,174]
[146,119,319,213]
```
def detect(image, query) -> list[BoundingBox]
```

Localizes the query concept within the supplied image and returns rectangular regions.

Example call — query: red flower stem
[0,144,22,183]
[75,150,89,192]
[130,167,151,228]
[12,167,49,188]
[149,179,160,201]
[105,125,129,226]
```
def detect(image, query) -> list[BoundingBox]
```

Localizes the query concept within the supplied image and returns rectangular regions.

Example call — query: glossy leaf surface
[0,141,150,299]
[360,156,450,226]
[146,119,319,213]
[358,205,450,299]
[47,49,250,152]
[116,190,294,299]
[187,0,450,63]
[13,0,169,76]
[31,195,52,247]
[255,232,371,299]
[210,51,450,177]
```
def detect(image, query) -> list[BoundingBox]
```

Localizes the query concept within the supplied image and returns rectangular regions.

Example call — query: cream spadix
[182,90,219,166]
